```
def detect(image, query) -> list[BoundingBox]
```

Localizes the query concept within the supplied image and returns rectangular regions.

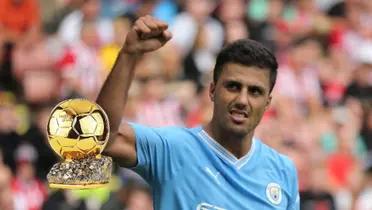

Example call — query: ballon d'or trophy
[46,98,112,189]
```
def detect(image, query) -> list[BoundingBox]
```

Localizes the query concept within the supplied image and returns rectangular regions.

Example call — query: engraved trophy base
[47,156,112,189]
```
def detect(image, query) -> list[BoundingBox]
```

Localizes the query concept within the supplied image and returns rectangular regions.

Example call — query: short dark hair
[213,39,278,92]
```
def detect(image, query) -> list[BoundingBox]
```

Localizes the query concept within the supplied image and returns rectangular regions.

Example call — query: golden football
[47,99,110,160]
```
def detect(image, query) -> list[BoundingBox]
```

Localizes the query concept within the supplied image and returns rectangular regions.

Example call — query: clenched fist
[122,15,172,55]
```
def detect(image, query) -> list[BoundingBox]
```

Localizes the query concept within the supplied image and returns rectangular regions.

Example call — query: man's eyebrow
[222,80,242,86]
[249,84,267,93]
[248,84,265,90]
[223,79,242,84]
[222,76,269,90]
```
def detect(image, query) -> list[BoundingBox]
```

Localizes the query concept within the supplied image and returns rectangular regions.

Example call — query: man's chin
[225,124,249,137]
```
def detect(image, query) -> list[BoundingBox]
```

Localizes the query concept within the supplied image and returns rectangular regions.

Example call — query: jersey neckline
[197,129,257,169]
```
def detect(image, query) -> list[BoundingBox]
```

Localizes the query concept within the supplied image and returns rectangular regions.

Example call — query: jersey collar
[198,129,256,169]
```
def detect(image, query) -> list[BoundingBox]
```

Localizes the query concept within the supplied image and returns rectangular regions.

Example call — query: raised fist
[123,15,172,55]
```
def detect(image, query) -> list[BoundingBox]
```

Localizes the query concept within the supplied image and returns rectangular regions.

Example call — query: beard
[211,99,266,139]
[213,111,254,139]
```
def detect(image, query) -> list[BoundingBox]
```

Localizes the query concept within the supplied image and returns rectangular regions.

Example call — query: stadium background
[0,0,371,209]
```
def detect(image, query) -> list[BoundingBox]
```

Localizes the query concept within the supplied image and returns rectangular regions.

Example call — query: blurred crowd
[0,0,371,209]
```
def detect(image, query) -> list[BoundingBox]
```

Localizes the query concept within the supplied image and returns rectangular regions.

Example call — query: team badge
[266,183,282,205]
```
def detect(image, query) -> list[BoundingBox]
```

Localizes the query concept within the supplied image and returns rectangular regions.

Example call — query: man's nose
[235,89,249,107]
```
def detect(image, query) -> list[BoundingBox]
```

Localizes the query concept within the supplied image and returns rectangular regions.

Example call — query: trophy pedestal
[47,155,112,189]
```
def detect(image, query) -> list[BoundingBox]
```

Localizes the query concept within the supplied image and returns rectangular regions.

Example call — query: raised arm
[96,15,172,167]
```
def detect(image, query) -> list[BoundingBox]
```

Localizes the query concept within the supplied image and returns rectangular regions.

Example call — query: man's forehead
[221,63,271,72]
[220,64,271,86]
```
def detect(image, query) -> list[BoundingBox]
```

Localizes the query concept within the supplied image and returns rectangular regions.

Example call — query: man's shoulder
[152,124,202,135]
[130,122,202,141]
[256,139,296,171]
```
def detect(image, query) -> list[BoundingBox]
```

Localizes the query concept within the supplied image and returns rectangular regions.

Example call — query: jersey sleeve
[129,123,183,185]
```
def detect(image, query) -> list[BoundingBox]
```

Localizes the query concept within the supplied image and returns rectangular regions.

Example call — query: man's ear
[209,82,216,101]
[265,95,272,110]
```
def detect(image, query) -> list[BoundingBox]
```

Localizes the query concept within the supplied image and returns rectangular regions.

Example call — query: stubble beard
[219,114,252,139]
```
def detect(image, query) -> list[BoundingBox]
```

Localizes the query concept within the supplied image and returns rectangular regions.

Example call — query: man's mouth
[229,109,248,124]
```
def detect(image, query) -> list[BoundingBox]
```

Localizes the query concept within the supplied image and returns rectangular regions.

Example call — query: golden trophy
[46,98,112,189]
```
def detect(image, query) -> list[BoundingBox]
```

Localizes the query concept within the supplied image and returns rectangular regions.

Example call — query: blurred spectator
[59,21,105,100]
[123,0,160,23]
[185,85,212,127]
[361,106,372,152]
[182,24,216,87]
[355,155,372,210]
[336,0,372,66]
[0,37,21,95]
[125,182,152,210]
[100,186,126,210]
[11,143,48,210]
[101,180,152,210]
[224,21,249,45]
[40,0,85,34]
[0,0,40,44]
[42,190,88,210]
[248,0,286,51]
[320,105,366,156]
[217,0,247,24]
[100,15,132,74]
[170,0,223,57]
[325,106,365,209]
[156,42,182,81]
[345,63,372,103]
[12,28,61,104]
[215,0,249,44]
[133,54,184,126]
[58,0,113,46]
[22,104,58,180]
[286,0,330,38]
[274,36,323,118]
[71,187,111,210]
[0,149,14,210]
[328,111,364,188]
[172,0,223,88]
[300,160,336,210]
[318,46,352,106]
[0,91,23,172]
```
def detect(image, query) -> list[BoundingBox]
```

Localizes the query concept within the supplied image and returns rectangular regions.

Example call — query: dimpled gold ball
[47,99,110,160]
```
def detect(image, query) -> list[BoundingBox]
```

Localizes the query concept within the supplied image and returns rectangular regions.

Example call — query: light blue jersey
[130,123,300,210]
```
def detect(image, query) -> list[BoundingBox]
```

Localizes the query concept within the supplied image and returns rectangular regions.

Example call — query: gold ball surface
[47,99,110,160]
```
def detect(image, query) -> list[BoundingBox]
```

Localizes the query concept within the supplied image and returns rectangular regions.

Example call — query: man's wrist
[119,47,144,58]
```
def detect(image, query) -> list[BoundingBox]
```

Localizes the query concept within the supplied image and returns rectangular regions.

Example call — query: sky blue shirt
[130,123,300,210]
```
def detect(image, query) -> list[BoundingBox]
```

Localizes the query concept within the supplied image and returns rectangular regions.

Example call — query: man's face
[82,0,101,20]
[210,63,272,137]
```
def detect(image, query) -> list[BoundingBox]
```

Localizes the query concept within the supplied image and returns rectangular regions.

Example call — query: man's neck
[204,123,254,159]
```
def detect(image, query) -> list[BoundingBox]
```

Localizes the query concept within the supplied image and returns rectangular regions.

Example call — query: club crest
[266,182,282,205]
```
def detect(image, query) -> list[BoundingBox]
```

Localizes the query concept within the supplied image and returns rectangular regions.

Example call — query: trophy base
[49,183,107,189]
[47,155,112,190]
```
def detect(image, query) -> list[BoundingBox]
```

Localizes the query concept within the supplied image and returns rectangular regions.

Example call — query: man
[97,15,299,209]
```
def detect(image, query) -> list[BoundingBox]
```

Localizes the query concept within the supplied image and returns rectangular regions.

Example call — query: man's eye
[250,88,263,96]
[226,83,240,91]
